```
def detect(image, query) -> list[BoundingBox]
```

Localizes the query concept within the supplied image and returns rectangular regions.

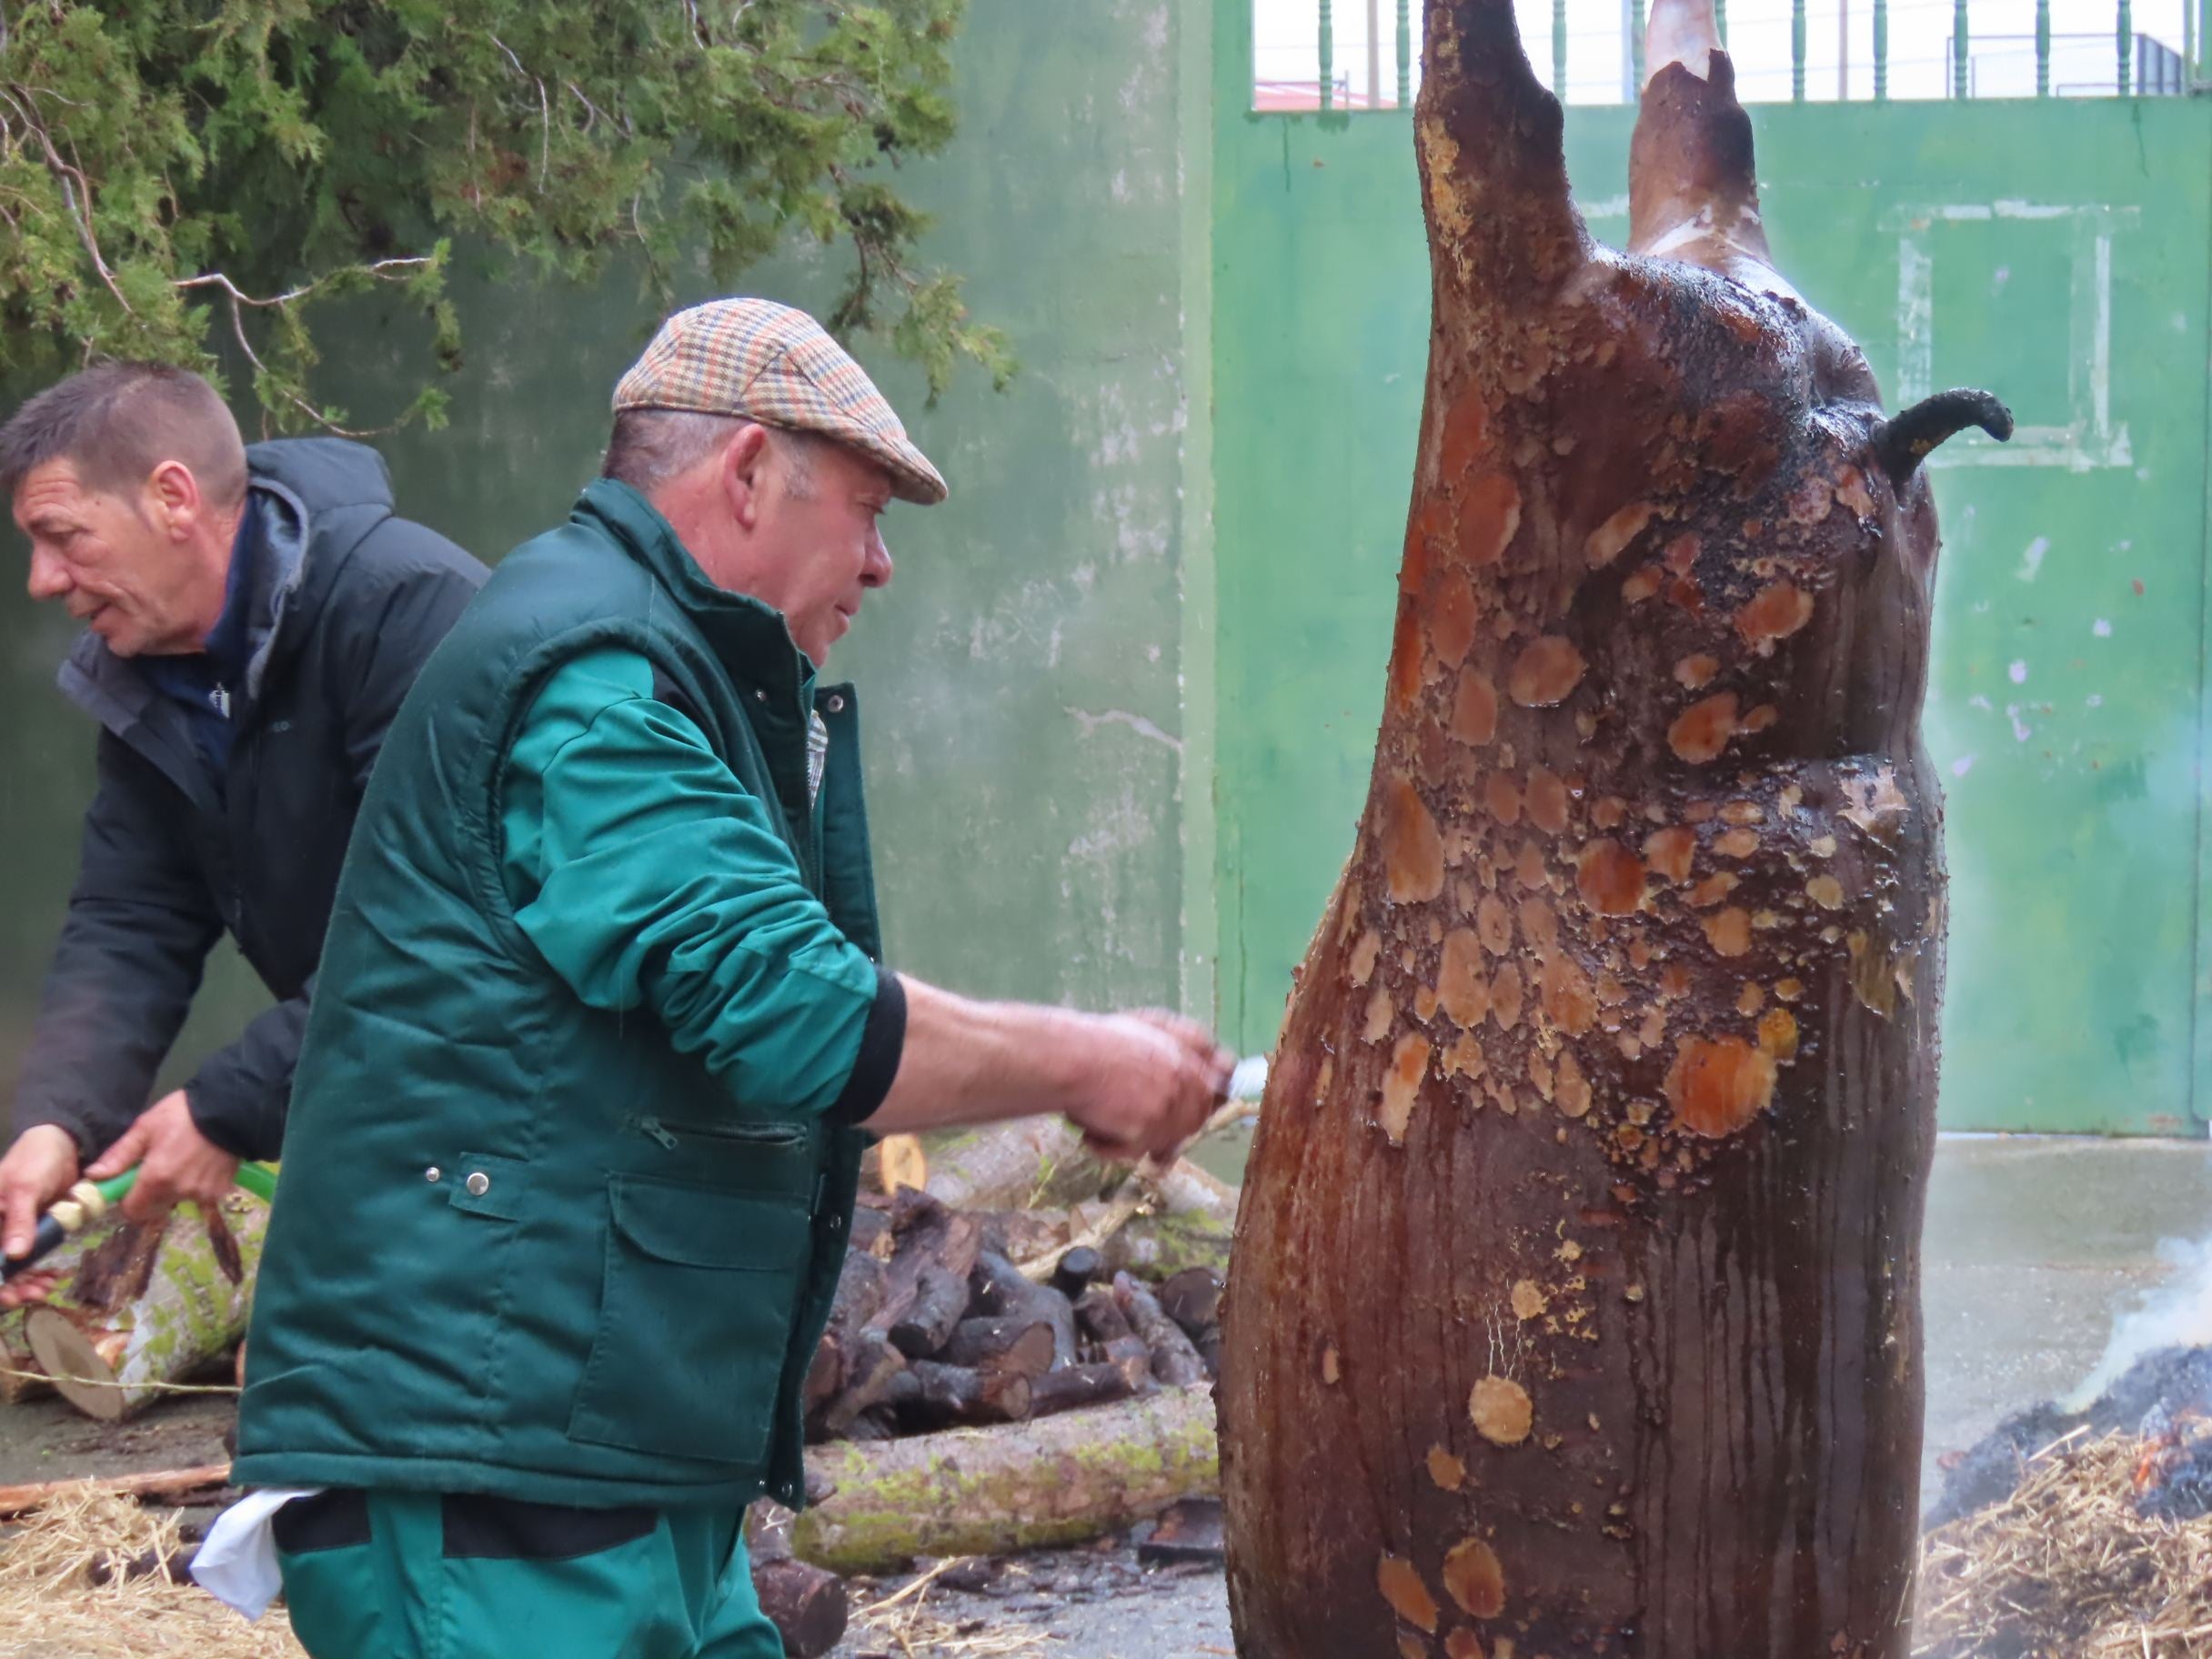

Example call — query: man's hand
[1066,1010,1235,1165]
[0,1124,81,1309]
[85,1091,239,1228]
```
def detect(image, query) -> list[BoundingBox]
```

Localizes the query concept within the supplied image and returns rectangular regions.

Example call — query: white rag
[190,1487,324,1620]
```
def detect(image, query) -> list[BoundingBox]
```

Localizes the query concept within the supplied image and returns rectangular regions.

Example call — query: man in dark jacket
[0,362,485,1293]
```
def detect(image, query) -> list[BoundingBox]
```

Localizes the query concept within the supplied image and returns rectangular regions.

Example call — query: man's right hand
[1065,1010,1235,1165]
[0,1124,81,1310]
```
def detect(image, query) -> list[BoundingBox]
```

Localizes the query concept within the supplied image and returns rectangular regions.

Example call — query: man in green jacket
[229,298,1231,1659]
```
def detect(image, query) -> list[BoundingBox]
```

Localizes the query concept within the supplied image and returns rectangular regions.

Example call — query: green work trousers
[272,1491,783,1659]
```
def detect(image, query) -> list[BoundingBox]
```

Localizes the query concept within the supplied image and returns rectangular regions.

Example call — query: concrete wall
[1209,0,2212,1134]
[0,0,1218,1126]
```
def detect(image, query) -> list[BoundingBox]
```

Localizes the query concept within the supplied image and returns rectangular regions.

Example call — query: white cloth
[190,1486,324,1620]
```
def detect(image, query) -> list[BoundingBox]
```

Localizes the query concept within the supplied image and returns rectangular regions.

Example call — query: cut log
[941,1317,1056,1380]
[1112,1272,1208,1389]
[0,1463,232,1519]
[1051,1245,1103,1299]
[976,1209,1075,1264]
[806,1249,889,1414]
[979,1199,1233,1282]
[1101,1334,1155,1378]
[1098,1207,1232,1281]
[23,1195,266,1422]
[0,1216,116,1403]
[811,1330,907,1441]
[848,1204,892,1259]
[919,1119,1110,1212]
[1158,1266,1224,1379]
[889,1359,1034,1430]
[1073,1285,1134,1346]
[886,1262,968,1360]
[792,1384,1219,1574]
[1029,1357,1147,1420]
[1218,2,1999,1653]
[871,1191,980,1336]
[875,1133,928,1196]
[747,1503,848,1659]
[970,1250,1077,1369]
[1157,1267,1223,1333]
[922,1118,1238,1235]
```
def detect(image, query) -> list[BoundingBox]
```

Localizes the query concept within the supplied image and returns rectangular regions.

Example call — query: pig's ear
[1870,388,2016,484]
[1418,0,1592,313]
[1627,0,1786,293]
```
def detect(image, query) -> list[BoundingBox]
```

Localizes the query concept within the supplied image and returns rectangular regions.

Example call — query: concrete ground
[3,1133,2207,1657]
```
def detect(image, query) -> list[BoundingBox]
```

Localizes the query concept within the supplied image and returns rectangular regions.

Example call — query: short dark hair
[0,362,246,506]
[601,409,822,498]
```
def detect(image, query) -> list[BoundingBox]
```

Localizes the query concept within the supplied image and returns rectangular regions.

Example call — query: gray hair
[600,409,822,498]
[0,362,246,506]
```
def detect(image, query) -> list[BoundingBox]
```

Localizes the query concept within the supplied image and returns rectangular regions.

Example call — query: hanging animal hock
[1217,2,2008,1656]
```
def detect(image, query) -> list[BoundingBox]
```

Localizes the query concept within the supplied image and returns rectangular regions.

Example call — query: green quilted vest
[235,481,873,1511]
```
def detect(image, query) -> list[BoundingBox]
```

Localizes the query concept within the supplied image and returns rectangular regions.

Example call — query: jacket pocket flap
[607,1176,809,1272]
[447,1152,529,1222]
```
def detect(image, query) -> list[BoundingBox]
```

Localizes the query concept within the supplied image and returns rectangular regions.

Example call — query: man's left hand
[85,1091,240,1228]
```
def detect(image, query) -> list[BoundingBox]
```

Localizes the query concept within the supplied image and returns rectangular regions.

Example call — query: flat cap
[613,298,947,506]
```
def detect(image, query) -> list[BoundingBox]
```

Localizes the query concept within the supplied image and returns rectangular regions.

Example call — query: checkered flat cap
[613,298,947,506]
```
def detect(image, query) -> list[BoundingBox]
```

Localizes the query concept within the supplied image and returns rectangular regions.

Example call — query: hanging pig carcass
[1216,2,2010,1655]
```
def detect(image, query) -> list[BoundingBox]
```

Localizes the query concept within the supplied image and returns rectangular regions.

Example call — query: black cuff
[826,965,906,1129]
[181,1079,268,1161]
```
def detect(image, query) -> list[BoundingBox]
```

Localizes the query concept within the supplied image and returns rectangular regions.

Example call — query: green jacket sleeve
[500,647,900,1124]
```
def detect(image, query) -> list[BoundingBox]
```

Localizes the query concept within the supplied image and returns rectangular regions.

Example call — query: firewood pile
[1914,1345,2212,1658]
[758,1126,1236,1653]
[806,1187,1222,1444]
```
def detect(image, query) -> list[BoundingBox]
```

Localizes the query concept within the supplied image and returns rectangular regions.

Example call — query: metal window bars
[1252,0,2204,110]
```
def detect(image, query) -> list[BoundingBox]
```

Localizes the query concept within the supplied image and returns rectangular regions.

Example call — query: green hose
[2,1161,279,1280]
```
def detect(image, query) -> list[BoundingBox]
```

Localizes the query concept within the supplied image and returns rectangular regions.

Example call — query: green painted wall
[0,0,1216,1132]
[1211,2,2212,1133]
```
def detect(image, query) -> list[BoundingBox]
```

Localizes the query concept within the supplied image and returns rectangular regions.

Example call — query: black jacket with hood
[15,438,486,1161]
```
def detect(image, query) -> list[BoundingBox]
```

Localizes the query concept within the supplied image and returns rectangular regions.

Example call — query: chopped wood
[793,1385,1219,1575]
[849,1205,892,1258]
[1029,1357,1149,1420]
[1101,1334,1155,1377]
[1016,1188,1146,1286]
[0,1464,232,1520]
[1051,1245,1104,1299]
[1099,1207,1232,1280]
[1073,1285,1134,1345]
[806,1250,890,1419]
[873,1191,981,1337]
[1113,1272,1209,1388]
[1158,1266,1225,1380]
[887,1262,968,1360]
[811,1330,908,1441]
[970,1250,1077,1370]
[890,1359,1035,1431]
[751,1557,847,1659]
[940,1317,1057,1380]
[1158,1267,1223,1333]
[975,1209,1075,1263]
[876,1133,928,1196]
[920,1119,1110,1212]
[746,1499,849,1656]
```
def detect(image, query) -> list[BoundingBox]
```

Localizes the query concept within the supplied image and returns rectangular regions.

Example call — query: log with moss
[23,1194,266,1422]
[792,1384,1218,1574]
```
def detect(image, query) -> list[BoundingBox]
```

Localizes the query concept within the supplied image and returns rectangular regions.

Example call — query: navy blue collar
[200,500,262,686]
